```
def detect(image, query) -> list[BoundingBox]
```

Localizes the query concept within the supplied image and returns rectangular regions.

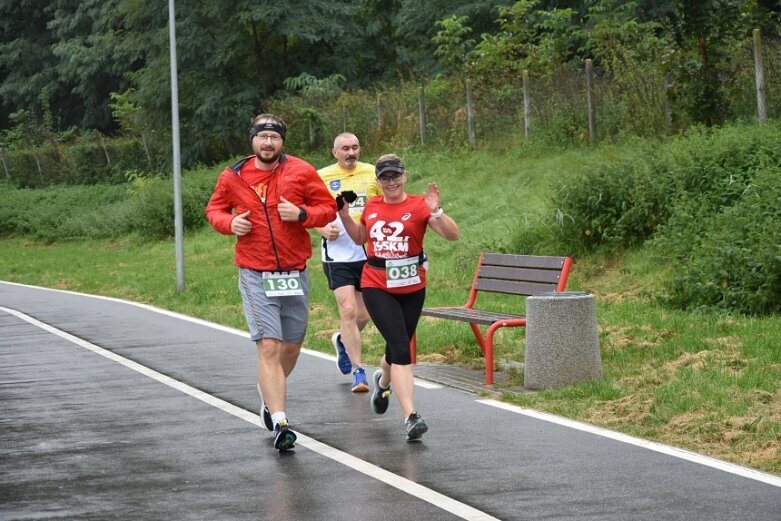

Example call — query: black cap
[375,159,405,177]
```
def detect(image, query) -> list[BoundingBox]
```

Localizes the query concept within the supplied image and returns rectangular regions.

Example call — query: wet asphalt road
[1,281,779,521]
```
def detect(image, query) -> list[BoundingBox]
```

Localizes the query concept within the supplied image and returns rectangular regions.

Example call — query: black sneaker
[371,369,391,414]
[273,419,297,452]
[257,384,273,432]
[405,412,428,441]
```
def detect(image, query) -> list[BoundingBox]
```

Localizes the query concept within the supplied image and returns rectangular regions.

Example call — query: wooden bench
[411,253,573,385]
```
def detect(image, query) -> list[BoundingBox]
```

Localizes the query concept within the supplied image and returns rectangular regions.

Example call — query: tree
[0,0,67,139]
[432,15,476,87]
[668,0,758,125]
[396,0,514,79]
[48,0,142,133]
[466,0,583,83]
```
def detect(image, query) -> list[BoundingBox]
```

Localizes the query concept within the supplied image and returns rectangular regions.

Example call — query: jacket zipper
[233,163,283,271]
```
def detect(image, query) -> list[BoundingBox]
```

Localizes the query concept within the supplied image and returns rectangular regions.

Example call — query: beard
[255,148,281,164]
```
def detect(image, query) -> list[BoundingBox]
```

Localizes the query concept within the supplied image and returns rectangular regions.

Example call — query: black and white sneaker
[371,369,392,414]
[273,419,297,452]
[405,412,428,441]
[257,384,273,432]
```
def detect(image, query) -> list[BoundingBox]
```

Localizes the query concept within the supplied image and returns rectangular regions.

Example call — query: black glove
[335,190,358,210]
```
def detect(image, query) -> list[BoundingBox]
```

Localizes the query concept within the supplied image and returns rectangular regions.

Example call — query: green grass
[1,143,779,476]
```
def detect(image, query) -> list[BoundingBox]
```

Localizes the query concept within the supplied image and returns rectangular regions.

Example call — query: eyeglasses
[377,172,403,184]
[255,134,282,142]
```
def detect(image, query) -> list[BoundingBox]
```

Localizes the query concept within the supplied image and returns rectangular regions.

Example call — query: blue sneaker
[351,367,369,393]
[332,332,352,375]
[273,419,296,452]
[371,369,391,414]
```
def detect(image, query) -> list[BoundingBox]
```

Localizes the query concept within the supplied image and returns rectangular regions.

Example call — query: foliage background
[1,0,780,184]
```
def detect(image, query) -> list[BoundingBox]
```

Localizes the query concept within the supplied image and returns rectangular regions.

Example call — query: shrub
[2,137,163,188]
[126,172,213,240]
[0,183,131,242]
[0,167,218,242]
[542,123,781,254]
[659,167,781,314]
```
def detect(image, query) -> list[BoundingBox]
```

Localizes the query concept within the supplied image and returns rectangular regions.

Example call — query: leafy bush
[0,183,132,242]
[541,137,674,252]
[123,169,217,239]
[2,137,163,188]
[510,122,781,314]
[658,167,781,314]
[0,167,219,242]
[540,124,781,255]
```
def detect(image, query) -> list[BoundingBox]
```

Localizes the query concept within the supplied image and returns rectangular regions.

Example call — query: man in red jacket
[206,113,337,452]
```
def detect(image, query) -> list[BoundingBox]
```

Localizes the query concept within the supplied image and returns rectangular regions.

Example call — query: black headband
[375,159,405,177]
[249,122,286,141]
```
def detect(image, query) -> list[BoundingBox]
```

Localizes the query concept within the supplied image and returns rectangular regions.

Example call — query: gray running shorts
[238,268,310,344]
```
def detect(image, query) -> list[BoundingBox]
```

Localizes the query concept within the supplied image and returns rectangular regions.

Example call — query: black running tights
[362,287,425,366]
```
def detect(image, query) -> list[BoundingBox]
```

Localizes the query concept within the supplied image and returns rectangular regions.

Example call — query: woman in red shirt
[339,154,460,441]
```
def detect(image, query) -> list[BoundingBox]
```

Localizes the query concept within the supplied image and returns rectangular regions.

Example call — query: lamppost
[169,0,185,291]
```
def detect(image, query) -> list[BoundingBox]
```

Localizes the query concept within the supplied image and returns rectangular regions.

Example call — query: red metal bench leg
[469,323,487,355]
[484,324,504,385]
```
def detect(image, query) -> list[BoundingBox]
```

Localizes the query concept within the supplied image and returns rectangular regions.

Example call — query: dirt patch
[663,350,711,371]
[418,346,464,365]
[601,324,674,351]
[590,395,654,427]
[53,278,80,289]
[704,336,742,350]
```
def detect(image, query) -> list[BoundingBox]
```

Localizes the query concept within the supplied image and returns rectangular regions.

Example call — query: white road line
[1,305,496,521]
[0,281,442,389]
[478,399,781,488]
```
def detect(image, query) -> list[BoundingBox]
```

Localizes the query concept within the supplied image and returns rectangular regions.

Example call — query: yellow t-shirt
[317,162,380,262]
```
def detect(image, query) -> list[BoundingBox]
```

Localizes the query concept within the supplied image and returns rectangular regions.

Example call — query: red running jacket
[205,154,337,271]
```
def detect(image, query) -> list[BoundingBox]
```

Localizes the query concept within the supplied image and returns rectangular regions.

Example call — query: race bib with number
[348,193,367,220]
[385,257,421,288]
[262,271,304,296]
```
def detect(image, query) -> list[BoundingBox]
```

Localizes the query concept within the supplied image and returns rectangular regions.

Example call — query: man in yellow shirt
[315,133,380,392]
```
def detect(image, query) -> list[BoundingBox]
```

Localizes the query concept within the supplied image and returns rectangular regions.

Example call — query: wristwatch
[298,207,308,222]
[432,207,444,219]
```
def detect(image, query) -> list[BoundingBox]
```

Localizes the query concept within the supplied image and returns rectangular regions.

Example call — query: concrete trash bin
[524,291,601,390]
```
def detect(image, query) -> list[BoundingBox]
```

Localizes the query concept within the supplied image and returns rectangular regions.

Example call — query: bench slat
[474,279,559,296]
[422,306,524,325]
[482,253,566,270]
[478,265,562,285]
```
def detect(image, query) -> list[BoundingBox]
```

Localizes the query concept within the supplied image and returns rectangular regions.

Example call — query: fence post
[466,79,476,146]
[377,93,383,131]
[34,153,43,182]
[99,136,111,166]
[65,147,77,175]
[418,86,427,146]
[141,134,152,168]
[522,69,531,138]
[753,28,767,126]
[664,74,673,131]
[586,59,596,143]
[0,148,9,179]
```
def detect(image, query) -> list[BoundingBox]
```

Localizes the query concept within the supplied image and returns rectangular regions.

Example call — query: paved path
[1,281,779,521]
